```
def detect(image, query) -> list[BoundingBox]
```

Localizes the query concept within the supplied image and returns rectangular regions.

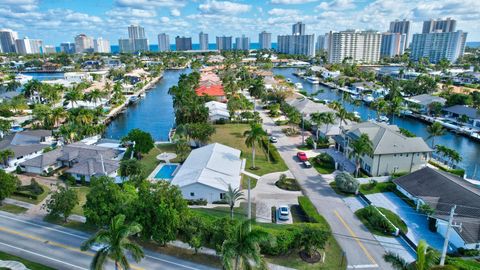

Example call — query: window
[190,192,195,197]
[406,154,409,157]
[220,193,226,200]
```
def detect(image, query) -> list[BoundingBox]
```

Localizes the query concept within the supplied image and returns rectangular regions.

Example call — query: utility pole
[301,113,305,145]
[247,177,252,231]
[440,205,459,265]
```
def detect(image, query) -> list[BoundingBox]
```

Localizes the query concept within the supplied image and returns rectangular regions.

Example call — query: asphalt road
[259,105,394,270]
[0,211,218,270]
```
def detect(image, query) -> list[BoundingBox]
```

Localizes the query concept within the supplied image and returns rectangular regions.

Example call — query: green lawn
[310,158,335,174]
[0,204,28,214]
[139,143,186,176]
[70,186,90,216]
[211,124,288,176]
[0,251,54,270]
[241,174,258,189]
[328,182,354,197]
[355,206,407,237]
[10,184,51,205]
[380,207,408,234]
[44,216,97,233]
[359,182,396,195]
[191,202,256,221]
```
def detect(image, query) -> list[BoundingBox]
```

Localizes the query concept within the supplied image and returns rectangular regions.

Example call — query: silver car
[278,205,290,221]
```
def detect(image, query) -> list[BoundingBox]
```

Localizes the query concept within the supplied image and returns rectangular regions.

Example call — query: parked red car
[297,152,308,162]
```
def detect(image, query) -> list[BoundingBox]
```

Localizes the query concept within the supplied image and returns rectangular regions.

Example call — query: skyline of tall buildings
[327,30,382,63]
[15,37,44,55]
[216,36,232,51]
[175,36,192,51]
[278,22,315,57]
[380,32,407,58]
[389,19,411,47]
[199,32,208,51]
[74,34,94,53]
[158,33,170,52]
[235,35,250,50]
[94,37,111,53]
[259,31,271,50]
[422,18,457,34]
[0,29,19,53]
[119,25,148,53]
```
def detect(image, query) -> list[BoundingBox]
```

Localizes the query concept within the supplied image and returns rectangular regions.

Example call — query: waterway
[104,69,190,141]
[273,67,480,180]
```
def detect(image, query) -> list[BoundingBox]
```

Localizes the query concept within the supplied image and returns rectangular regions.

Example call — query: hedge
[260,138,282,164]
[428,160,465,177]
[298,196,329,228]
[12,191,39,200]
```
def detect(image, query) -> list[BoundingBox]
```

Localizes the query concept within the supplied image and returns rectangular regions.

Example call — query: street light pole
[301,113,305,145]
[440,205,459,266]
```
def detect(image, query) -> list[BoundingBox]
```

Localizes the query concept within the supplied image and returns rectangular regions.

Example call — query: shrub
[335,172,359,194]
[315,153,334,166]
[457,248,480,257]
[15,166,23,174]
[187,199,208,206]
[298,196,329,227]
[212,200,228,205]
[356,206,396,235]
[260,138,281,163]
[275,175,301,191]
[17,179,44,195]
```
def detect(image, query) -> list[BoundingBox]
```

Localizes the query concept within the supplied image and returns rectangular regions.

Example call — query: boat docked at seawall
[295,82,303,89]
[128,96,139,104]
[306,76,320,84]
[377,115,389,123]
[362,94,374,104]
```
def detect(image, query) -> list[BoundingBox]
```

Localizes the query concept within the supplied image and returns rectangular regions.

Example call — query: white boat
[378,115,389,122]
[295,82,303,89]
[306,76,320,84]
[129,96,139,104]
[362,94,374,103]
[286,78,292,83]
[353,111,361,119]
[350,94,362,101]
[140,93,146,98]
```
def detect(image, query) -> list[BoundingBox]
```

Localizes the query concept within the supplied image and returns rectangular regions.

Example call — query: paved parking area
[251,171,302,223]
[366,192,445,251]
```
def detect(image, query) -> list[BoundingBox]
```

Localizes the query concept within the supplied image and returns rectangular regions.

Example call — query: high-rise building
[277,34,315,57]
[216,36,232,51]
[380,32,406,58]
[43,45,56,54]
[128,25,146,40]
[422,18,457,33]
[199,32,208,50]
[132,38,149,52]
[292,22,305,35]
[389,19,411,47]
[259,31,271,49]
[118,38,133,53]
[410,30,467,63]
[158,33,170,52]
[316,34,327,51]
[0,29,18,53]
[175,36,192,51]
[123,25,149,52]
[94,38,111,53]
[235,35,250,50]
[15,38,41,54]
[60,42,75,54]
[327,30,382,63]
[74,34,94,53]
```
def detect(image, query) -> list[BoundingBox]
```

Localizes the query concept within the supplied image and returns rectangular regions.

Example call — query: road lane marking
[0,226,145,270]
[348,264,380,269]
[145,254,205,270]
[0,241,88,270]
[334,211,378,266]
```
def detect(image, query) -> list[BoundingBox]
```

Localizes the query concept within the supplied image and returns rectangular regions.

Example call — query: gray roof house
[0,129,54,169]
[336,121,432,176]
[286,96,335,117]
[394,167,480,249]
[443,105,480,128]
[404,94,446,112]
[20,143,120,180]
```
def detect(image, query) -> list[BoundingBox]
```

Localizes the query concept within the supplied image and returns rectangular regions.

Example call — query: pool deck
[148,163,181,181]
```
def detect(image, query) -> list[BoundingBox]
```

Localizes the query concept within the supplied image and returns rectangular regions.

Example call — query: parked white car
[278,205,290,221]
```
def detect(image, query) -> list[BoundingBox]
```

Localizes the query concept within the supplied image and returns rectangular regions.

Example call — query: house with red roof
[195,85,226,102]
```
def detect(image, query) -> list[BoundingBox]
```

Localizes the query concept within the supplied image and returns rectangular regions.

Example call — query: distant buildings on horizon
[0,18,471,64]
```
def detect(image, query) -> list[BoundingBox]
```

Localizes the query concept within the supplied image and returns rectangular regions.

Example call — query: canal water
[104,69,190,141]
[273,68,480,180]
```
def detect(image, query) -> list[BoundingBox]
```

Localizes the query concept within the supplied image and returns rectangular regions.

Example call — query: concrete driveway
[251,171,302,224]
[366,192,445,251]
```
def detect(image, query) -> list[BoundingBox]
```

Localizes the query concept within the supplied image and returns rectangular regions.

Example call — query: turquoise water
[154,164,178,180]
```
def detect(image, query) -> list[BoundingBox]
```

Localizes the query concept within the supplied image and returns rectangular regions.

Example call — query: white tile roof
[171,143,242,192]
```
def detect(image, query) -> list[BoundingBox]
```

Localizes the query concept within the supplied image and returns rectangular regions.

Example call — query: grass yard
[359,181,396,195]
[70,186,90,216]
[355,206,407,237]
[0,204,28,214]
[328,182,354,197]
[0,251,54,270]
[44,216,97,233]
[241,174,258,189]
[191,202,255,221]
[10,184,51,205]
[310,158,335,174]
[140,143,187,176]
[211,124,288,176]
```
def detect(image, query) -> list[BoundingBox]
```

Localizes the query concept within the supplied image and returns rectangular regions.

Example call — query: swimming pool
[154,164,178,180]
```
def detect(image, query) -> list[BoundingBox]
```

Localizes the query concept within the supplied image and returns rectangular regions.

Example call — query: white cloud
[106,8,156,18]
[115,0,186,9]
[316,0,355,11]
[270,0,318,4]
[268,8,300,16]
[0,0,38,11]
[198,0,251,15]
[170,8,181,17]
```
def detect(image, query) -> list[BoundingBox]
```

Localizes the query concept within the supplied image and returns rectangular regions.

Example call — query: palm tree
[221,220,269,270]
[51,107,67,127]
[427,122,445,148]
[349,133,373,177]
[244,123,267,169]
[89,89,106,107]
[328,101,342,111]
[225,185,244,220]
[388,96,403,124]
[65,87,84,108]
[336,107,351,128]
[0,149,14,166]
[321,112,336,136]
[310,112,324,140]
[81,214,144,270]
[383,240,439,270]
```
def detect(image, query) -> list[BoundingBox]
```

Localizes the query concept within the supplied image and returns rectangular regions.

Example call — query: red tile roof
[195,85,225,97]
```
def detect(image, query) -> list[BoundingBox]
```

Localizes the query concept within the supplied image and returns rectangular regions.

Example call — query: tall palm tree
[51,107,67,127]
[244,123,267,169]
[328,101,342,111]
[426,122,445,148]
[0,149,14,166]
[383,240,439,270]
[388,96,403,124]
[321,112,336,136]
[221,220,269,270]
[336,107,351,128]
[81,214,144,270]
[310,112,325,140]
[88,89,106,107]
[65,87,84,108]
[225,185,244,220]
[349,133,373,177]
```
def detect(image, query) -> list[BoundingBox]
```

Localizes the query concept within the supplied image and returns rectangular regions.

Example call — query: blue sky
[1,0,479,45]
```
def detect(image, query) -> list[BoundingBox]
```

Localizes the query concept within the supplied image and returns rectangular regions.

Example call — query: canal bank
[104,69,190,141]
[273,67,480,180]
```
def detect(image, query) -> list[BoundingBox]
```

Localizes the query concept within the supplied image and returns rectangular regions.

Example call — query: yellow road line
[334,210,377,265]
[0,226,144,270]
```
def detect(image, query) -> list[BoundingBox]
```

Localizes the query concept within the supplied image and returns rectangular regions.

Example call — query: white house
[170,143,244,203]
[394,167,480,250]
[205,101,230,122]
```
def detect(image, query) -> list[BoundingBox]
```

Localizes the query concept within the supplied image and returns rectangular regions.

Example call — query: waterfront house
[20,143,120,180]
[0,129,55,170]
[394,167,480,250]
[286,96,336,118]
[334,121,432,176]
[195,85,226,102]
[404,94,446,114]
[170,143,244,203]
[349,82,376,94]
[205,101,230,122]
[443,105,480,128]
